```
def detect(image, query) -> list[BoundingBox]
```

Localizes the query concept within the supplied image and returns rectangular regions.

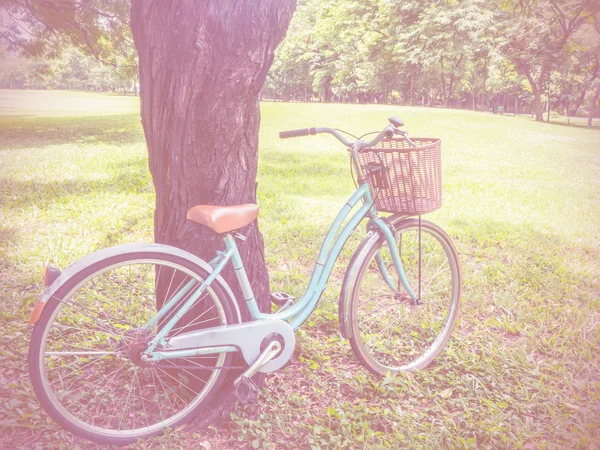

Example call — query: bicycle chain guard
[164,318,295,373]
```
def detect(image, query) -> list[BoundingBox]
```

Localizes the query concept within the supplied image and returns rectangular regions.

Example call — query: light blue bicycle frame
[143,128,418,360]
[144,190,416,362]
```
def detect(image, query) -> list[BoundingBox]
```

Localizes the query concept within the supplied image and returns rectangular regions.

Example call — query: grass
[1,89,599,449]
[0,89,140,117]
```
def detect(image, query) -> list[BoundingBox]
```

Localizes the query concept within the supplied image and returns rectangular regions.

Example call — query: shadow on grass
[545,119,600,130]
[0,114,144,150]
[0,226,19,247]
[0,155,152,210]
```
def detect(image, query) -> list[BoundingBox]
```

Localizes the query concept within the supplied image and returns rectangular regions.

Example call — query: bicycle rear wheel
[28,249,237,445]
[346,218,461,374]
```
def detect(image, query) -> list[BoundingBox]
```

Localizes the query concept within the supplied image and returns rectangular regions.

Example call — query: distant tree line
[1,0,599,124]
[0,46,137,94]
[262,0,600,125]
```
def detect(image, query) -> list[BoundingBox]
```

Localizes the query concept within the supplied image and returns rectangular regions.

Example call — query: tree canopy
[2,0,599,122]
[0,0,137,93]
[262,0,600,122]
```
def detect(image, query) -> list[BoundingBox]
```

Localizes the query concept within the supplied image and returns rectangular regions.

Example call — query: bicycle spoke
[157,290,209,333]
[351,222,460,374]
[162,359,207,384]
[57,298,125,337]
[48,354,113,389]
[151,367,177,411]
[362,310,406,347]
[118,368,137,431]
[154,365,200,397]
[33,257,232,441]
[134,369,150,429]
[60,360,128,413]
[169,303,217,337]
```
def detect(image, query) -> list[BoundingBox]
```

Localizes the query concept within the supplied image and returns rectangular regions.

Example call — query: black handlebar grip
[279,128,316,139]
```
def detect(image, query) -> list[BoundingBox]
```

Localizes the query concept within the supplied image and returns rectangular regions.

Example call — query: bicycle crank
[234,339,282,404]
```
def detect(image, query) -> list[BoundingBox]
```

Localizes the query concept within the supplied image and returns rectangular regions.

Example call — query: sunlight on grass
[1,91,599,449]
[0,89,140,116]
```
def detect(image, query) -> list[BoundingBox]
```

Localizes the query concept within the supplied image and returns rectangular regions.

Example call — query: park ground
[0,90,599,449]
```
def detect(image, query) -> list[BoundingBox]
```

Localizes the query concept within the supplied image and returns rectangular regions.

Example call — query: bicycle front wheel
[28,249,237,445]
[347,218,461,375]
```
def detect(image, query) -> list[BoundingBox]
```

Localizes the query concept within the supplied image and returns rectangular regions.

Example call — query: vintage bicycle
[28,117,461,445]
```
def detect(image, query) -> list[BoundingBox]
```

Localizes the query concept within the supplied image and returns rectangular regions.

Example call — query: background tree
[500,0,597,121]
[261,0,599,125]
[0,0,138,92]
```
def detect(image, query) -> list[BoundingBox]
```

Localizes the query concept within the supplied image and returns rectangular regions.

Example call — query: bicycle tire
[343,218,461,375]
[28,248,238,445]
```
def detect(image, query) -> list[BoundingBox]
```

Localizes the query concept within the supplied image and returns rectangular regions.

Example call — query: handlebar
[279,127,354,146]
[395,130,418,147]
[279,128,317,139]
[279,117,417,149]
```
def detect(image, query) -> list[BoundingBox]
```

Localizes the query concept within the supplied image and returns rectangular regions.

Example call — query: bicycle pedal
[234,376,259,404]
[271,292,296,308]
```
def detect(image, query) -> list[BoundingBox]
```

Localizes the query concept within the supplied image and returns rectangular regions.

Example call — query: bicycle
[28,117,461,445]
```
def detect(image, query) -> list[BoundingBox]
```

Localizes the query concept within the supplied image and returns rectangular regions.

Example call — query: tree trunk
[570,62,599,116]
[570,89,586,116]
[440,56,447,106]
[588,83,600,127]
[130,0,296,421]
[520,66,544,122]
[447,72,455,108]
[547,74,551,123]
[408,72,413,106]
[532,88,543,121]
[446,54,464,108]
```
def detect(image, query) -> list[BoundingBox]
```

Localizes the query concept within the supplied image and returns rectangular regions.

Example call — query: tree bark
[523,71,543,121]
[570,62,599,116]
[440,56,447,106]
[588,83,600,127]
[130,0,296,422]
[131,0,295,309]
[446,54,464,108]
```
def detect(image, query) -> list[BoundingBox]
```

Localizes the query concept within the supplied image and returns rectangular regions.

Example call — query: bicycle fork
[370,218,419,302]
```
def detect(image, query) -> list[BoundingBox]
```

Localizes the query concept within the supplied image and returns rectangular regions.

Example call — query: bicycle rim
[350,220,461,374]
[30,255,233,443]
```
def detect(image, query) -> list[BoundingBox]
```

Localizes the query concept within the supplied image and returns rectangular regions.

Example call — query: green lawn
[0,89,140,116]
[1,90,599,449]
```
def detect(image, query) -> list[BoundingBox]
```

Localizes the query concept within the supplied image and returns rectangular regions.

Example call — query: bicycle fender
[338,231,379,340]
[338,215,410,339]
[165,318,296,373]
[32,243,242,324]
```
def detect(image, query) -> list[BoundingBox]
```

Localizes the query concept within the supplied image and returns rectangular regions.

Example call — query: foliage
[0,45,136,93]
[263,0,600,122]
[2,0,599,120]
[0,0,137,92]
[0,0,132,62]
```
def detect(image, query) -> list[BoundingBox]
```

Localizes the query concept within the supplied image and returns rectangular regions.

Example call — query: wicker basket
[357,137,442,215]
